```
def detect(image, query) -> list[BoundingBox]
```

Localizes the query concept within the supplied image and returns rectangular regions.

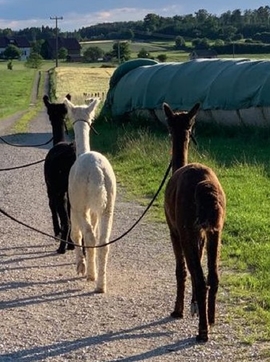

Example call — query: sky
[0,0,268,32]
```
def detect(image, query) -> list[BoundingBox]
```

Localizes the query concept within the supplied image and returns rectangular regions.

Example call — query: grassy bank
[0,61,35,119]
[90,116,270,343]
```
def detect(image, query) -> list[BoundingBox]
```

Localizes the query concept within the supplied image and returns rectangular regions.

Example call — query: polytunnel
[104,58,270,126]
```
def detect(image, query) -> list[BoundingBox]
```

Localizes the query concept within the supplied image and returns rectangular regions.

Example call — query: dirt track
[0,73,268,361]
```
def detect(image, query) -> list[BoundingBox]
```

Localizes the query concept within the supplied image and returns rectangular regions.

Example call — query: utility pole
[50,16,63,67]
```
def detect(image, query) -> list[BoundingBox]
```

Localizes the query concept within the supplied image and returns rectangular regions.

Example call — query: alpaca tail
[194,180,225,232]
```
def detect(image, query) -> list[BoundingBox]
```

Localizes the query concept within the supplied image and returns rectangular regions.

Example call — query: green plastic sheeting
[105,58,270,117]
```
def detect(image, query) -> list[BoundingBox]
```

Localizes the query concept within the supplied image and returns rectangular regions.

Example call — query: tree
[143,13,160,32]
[58,47,68,60]
[137,47,150,58]
[83,46,104,62]
[3,44,21,59]
[25,52,43,69]
[112,41,131,62]
[195,9,210,24]
[7,60,13,70]
[214,39,225,46]
[192,37,211,49]
[119,28,134,40]
[157,54,167,62]
[31,39,45,55]
[175,35,185,49]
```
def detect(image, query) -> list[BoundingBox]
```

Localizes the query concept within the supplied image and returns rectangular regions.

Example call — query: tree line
[2,5,270,62]
[0,6,270,43]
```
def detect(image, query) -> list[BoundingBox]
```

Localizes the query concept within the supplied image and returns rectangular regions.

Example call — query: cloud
[0,5,185,31]
[0,18,42,30]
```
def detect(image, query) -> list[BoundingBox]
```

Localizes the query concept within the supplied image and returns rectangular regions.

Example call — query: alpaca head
[64,96,101,126]
[163,102,200,141]
[43,95,68,123]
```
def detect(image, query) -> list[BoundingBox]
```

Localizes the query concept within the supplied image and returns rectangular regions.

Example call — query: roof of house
[0,36,30,48]
[46,37,81,51]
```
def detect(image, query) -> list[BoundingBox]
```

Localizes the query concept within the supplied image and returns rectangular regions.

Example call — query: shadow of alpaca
[0,316,197,361]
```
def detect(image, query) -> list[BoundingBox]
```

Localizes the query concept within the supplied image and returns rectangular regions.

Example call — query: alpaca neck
[73,121,91,156]
[52,123,65,145]
[171,134,189,173]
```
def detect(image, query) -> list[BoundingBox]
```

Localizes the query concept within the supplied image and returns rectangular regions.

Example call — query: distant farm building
[41,37,82,61]
[189,49,218,60]
[0,36,31,61]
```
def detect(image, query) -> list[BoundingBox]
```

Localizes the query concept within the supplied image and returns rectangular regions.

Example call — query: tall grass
[91,114,270,341]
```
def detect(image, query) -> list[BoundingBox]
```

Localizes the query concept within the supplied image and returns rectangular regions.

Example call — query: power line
[50,16,63,67]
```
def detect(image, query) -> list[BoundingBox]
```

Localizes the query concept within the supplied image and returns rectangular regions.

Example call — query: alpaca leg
[207,230,221,326]
[70,212,85,276]
[56,194,71,254]
[184,236,208,342]
[191,236,205,317]
[170,231,186,318]
[83,213,97,283]
[95,210,114,293]
[190,281,199,317]
[66,197,75,251]
[48,196,61,237]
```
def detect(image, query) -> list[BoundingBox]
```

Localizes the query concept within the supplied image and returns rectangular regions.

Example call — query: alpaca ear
[43,95,50,107]
[66,93,71,101]
[88,98,100,112]
[64,96,74,111]
[188,103,200,120]
[163,102,174,119]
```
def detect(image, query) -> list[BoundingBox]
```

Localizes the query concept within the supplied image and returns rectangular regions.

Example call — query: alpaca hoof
[67,243,75,250]
[171,311,183,319]
[86,275,96,282]
[57,247,66,254]
[76,260,86,276]
[196,333,208,343]
[95,286,106,293]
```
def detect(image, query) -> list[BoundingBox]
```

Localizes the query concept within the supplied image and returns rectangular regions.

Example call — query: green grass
[0,61,46,132]
[0,61,36,119]
[80,40,169,53]
[91,115,270,342]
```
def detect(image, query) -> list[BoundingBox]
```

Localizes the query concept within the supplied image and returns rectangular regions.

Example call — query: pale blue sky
[0,0,267,31]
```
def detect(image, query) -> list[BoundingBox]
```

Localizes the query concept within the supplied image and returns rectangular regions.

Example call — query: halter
[72,119,92,128]
[72,119,99,135]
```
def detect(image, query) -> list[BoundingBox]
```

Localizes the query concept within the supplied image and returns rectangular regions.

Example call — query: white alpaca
[64,97,116,293]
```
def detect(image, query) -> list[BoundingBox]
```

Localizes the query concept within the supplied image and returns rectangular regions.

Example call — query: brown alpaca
[163,102,226,342]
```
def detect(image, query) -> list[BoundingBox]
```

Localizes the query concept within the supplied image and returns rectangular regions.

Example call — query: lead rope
[0,158,45,171]
[0,161,172,249]
[0,135,53,147]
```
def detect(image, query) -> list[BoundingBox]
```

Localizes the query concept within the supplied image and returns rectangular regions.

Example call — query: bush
[25,52,43,69]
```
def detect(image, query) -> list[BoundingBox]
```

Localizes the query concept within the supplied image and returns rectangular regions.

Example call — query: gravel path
[0,77,268,361]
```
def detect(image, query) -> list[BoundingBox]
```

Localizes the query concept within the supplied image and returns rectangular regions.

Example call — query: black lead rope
[0,161,172,249]
[0,135,53,148]
[0,158,45,171]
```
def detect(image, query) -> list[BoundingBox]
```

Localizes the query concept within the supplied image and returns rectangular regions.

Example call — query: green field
[0,61,36,118]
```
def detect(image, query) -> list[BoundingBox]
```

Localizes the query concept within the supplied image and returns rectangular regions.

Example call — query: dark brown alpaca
[163,102,226,342]
[43,95,76,254]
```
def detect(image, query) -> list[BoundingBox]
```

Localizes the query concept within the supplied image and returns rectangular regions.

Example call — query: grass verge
[91,113,270,343]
